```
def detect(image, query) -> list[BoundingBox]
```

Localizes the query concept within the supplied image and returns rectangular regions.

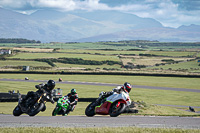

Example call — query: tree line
[35,58,122,67]
[0,38,41,43]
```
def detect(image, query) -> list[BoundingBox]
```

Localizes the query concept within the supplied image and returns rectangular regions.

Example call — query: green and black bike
[52,96,71,116]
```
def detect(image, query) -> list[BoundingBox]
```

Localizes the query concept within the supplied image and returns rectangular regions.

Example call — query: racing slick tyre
[52,108,57,116]
[109,102,126,117]
[52,107,61,116]
[13,105,23,116]
[28,103,44,116]
[85,102,96,117]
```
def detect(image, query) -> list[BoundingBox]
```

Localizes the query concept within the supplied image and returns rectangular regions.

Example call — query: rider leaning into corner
[63,88,78,115]
[20,80,56,109]
[96,82,132,104]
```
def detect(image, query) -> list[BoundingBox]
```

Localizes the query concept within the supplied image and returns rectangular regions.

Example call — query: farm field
[1,41,200,74]
[8,53,120,61]
[1,47,200,73]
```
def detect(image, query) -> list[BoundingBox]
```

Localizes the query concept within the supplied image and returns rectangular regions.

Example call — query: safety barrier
[0,93,96,102]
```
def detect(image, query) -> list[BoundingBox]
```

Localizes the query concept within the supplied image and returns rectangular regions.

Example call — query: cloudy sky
[0,0,199,28]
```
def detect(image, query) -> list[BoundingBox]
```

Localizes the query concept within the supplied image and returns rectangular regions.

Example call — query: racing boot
[64,110,70,116]
[19,99,27,111]
[62,107,67,116]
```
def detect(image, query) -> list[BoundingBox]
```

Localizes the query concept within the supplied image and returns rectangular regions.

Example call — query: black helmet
[71,88,76,95]
[47,80,55,90]
[123,82,132,93]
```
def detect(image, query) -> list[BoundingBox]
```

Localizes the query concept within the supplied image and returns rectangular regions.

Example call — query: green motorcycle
[52,96,70,116]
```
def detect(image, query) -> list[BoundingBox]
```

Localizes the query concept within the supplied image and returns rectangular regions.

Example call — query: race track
[1,78,200,93]
[0,114,200,129]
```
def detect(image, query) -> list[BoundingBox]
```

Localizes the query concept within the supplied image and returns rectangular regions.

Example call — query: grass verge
[0,127,200,133]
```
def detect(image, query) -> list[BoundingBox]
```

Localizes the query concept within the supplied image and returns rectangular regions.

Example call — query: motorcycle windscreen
[95,101,112,115]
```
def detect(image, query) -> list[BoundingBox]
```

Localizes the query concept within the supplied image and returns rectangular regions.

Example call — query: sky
[0,0,200,28]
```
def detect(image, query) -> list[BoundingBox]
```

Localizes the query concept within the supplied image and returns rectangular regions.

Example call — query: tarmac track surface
[0,114,200,129]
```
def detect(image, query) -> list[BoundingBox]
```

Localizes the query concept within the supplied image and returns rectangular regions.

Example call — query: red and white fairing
[95,91,131,115]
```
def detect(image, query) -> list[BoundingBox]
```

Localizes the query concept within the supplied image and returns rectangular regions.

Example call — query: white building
[0,49,11,55]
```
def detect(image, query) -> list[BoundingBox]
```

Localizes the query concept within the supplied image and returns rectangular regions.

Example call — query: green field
[8,53,120,61]
[0,60,50,67]
[148,51,197,57]
[1,42,200,74]
[0,74,199,89]
[150,60,200,71]
[58,49,146,55]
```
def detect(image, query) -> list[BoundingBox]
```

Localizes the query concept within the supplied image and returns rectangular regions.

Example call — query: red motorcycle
[85,91,131,117]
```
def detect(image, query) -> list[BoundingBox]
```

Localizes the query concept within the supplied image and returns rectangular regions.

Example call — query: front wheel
[109,102,126,117]
[13,105,23,116]
[28,103,44,116]
[85,102,96,117]
[52,107,59,116]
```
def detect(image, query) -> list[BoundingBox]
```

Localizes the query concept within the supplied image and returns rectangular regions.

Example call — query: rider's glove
[51,100,55,104]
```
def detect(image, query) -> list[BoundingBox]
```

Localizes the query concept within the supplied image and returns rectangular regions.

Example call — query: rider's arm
[70,94,78,105]
[45,90,55,104]
[113,86,122,93]
[35,83,45,90]
[49,91,55,103]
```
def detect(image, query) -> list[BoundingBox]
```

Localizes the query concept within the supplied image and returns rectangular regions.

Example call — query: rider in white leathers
[97,82,132,104]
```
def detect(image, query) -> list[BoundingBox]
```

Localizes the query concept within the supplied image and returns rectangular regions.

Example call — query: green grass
[1,127,200,133]
[0,60,50,67]
[0,74,199,89]
[8,53,120,61]
[133,88,200,106]
[58,49,146,55]
[54,63,121,70]
[150,60,200,71]
[2,45,200,74]
[148,51,196,57]
[0,102,89,116]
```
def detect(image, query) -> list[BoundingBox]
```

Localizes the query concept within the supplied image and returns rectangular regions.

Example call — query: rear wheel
[28,103,44,116]
[85,102,96,117]
[13,105,23,116]
[109,101,126,117]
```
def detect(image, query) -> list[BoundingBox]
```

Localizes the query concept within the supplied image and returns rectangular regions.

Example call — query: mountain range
[0,7,200,42]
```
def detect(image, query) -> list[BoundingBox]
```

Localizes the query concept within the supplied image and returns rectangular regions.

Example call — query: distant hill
[77,27,200,42]
[0,7,200,42]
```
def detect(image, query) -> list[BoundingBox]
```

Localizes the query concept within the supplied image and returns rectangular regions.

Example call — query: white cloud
[29,0,76,10]
[0,0,27,9]
[0,0,199,27]
[112,0,199,27]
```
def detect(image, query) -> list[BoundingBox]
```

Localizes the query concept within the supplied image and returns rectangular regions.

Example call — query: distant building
[22,66,30,71]
[0,49,11,55]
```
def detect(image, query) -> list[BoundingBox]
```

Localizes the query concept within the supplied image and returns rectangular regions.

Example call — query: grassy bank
[0,127,200,133]
[1,101,199,116]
